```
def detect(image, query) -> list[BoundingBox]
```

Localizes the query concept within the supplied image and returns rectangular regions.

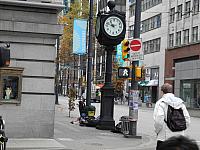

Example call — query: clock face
[103,16,124,37]
[95,16,100,37]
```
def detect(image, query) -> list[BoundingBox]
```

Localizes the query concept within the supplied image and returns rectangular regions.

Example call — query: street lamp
[86,0,94,106]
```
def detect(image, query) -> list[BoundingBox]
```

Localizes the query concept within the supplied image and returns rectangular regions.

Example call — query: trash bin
[120,116,130,136]
[84,105,97,127]
[85,105,96,118]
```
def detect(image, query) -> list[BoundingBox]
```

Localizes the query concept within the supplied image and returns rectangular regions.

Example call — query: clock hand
[111,24,115,28]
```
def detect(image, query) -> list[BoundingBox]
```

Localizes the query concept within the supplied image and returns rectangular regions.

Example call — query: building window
[177,4,183,21]
[141,14,161,33]
[141,0,162,12]
[149,40,154,53]
[99,0,107,10]
[156,14,161,27]
[143,42,148,54]
[169,33,174,47]
[184,1,191,18]
[192,26,198,42]
[141,0,145,11]
[176,31,181,46]
[129,4,135,17]
[170,7,175,23]
[180,80,200,109]
[129,0,136,4]
[155,38,161,51]
[0,67,23,104]
[183,29,189,44]
[151,68,159,80]
[143,38,161,54]
[128,25,134,38]
[2,76,19,100]
[193,0,199,15]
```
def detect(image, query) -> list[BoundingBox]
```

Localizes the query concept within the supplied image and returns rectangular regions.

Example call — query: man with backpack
[153,83,190,150]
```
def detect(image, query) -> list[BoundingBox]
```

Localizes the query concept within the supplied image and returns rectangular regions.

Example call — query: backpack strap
[161,100,168,124]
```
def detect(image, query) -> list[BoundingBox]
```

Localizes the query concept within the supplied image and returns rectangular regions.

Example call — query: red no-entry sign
[130,39,142,51]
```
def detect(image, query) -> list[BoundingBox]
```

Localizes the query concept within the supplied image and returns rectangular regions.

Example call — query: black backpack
[165,105,187,132]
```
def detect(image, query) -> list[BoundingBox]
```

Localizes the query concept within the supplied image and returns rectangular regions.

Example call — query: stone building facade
[0,0,63,137]
[165,0,200,114]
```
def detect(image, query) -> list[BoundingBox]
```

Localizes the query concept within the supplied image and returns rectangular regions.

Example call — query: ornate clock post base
[96,46,115,130]
[96,85,115,130]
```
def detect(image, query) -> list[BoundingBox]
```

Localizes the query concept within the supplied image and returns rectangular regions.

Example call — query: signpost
[129,39,143,61]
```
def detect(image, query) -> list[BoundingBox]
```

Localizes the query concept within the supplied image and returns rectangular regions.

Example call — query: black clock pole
[96,46,115,130]
[95,1,126,130]
[96,1,116,130]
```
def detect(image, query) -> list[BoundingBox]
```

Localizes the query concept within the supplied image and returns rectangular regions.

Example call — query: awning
[146,80,158,86]
[96,84,104,89]
[138,81,149,86]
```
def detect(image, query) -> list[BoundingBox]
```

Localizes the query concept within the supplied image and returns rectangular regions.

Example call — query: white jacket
[153,93,190,141]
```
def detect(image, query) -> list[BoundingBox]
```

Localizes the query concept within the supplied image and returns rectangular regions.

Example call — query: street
[54,96,200,150]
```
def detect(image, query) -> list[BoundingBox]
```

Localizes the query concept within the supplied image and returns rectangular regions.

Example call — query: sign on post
[129,39,144,61]
[118,67,130,78]
[129,90,140,121]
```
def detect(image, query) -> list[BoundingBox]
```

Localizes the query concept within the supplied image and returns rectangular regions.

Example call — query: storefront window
[0,67,23,104]
[2,76,19,100]
[180,80,200,109]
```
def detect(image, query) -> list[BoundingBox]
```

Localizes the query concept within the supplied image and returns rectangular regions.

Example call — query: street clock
[95,2,126,46]
[103,16,124,37]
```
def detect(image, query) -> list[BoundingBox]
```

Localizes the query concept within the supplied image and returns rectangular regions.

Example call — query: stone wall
[0,0,63,138]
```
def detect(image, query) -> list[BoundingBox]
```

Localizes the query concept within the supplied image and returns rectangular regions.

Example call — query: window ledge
[192,12,199,16]
[167,41,200,50]
[0,99,21,105]
[176,18,182,21]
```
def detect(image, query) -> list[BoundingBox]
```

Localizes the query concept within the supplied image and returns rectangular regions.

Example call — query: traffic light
[0,46,10,67]
[122,39,130,61]
[135,66,142,78]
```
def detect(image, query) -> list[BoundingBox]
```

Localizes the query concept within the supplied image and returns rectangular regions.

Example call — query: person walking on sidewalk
[153,83,190,150]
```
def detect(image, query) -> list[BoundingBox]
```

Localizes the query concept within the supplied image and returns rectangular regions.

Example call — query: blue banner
[116,43,124,66]
[73,19,87,54]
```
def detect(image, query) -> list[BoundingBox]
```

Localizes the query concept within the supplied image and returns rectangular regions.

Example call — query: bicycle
[0,116,8,150]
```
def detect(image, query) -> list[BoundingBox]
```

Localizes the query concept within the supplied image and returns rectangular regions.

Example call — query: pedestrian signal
[122,39,130,61]
[118,67,130,78]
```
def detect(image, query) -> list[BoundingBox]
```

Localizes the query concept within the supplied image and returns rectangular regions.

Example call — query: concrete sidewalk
[7,138,65,150]
[5,96,156,150]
